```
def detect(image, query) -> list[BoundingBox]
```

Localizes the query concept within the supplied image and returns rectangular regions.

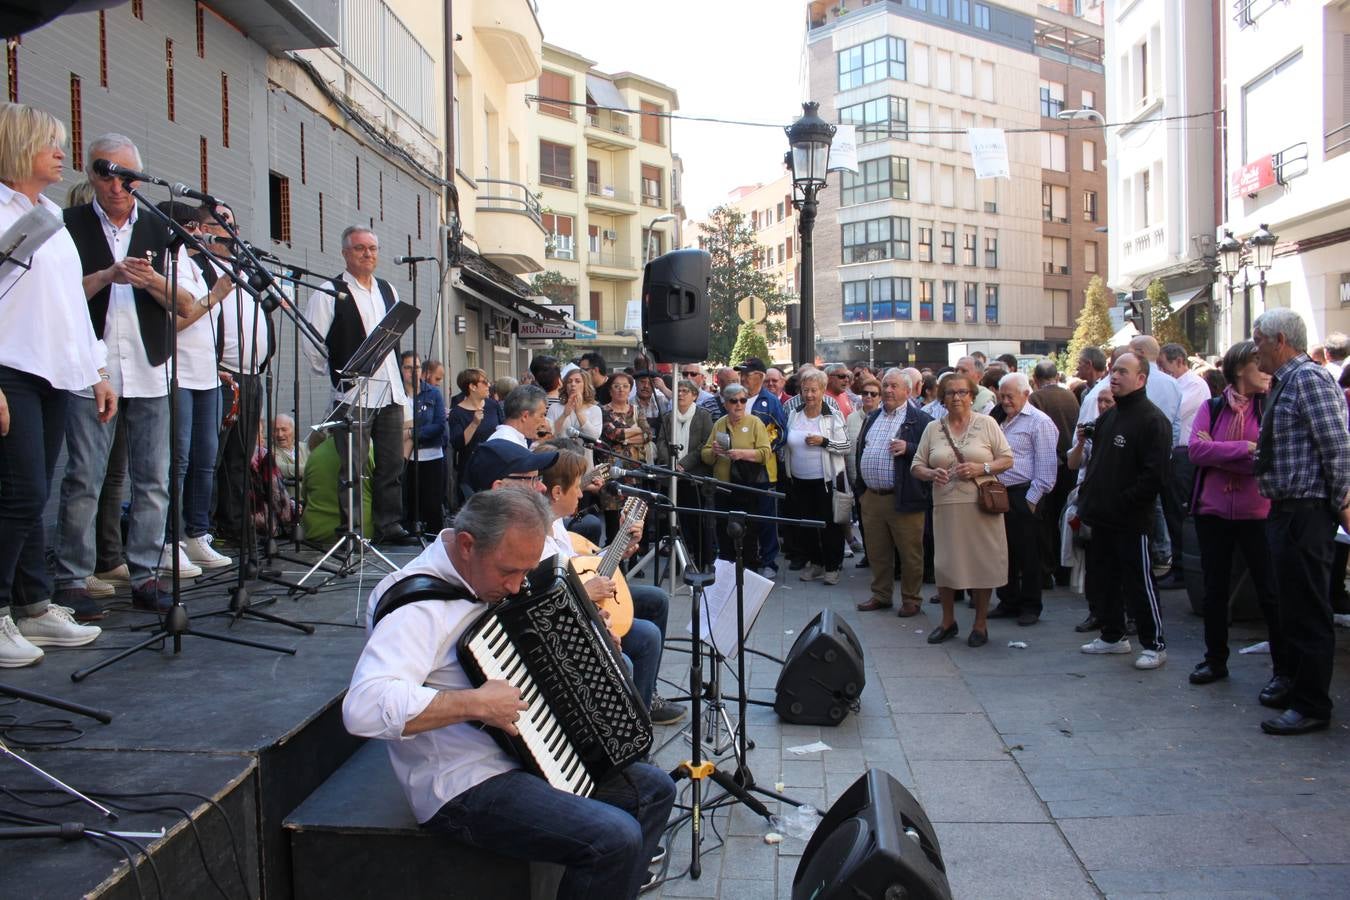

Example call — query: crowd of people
[2,99,1349,898]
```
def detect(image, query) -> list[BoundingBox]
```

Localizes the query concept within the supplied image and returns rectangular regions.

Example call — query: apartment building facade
[1214,0,1350,351]
[533,43,680,364]
[806,0,1050,369]
[1103,0,1216,351]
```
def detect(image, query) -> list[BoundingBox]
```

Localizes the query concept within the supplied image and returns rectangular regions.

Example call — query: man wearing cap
[464,440,559,495]
[735,357,788,578]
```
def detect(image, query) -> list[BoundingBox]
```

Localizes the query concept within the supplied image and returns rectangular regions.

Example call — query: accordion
[457,556,653,797]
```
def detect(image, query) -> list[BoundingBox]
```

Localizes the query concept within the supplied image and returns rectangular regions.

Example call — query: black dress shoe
[1074,615,1100,633]
[376,527,418,547]
[1260,708,1330,736]
[926,622,959,645]
[988,605,1018,619]
[1155,571,1186,590]
[1016,611,1040,627]
[1259,675,1293,709]
[855,556,870,569]
[1188,662,1229,685]
[967,629,987,648]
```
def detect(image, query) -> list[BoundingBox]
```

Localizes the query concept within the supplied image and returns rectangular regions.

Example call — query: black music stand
[296,301,420,589]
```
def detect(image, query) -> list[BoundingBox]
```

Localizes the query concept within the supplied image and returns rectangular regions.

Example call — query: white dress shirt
[345,534,519,823]
[304,273,407,408]
[1172,368,1210,446]
[0,184,105,390]
[92,200,196,399]
[206,255,270,377]
[1076,379,1109,426]
[487,423,529,447]
[1144,361,1182,446]
[175,257,220,390]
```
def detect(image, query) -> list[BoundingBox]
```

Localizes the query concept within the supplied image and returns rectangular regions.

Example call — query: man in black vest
[55,134,204,617]
[303,226,413,545]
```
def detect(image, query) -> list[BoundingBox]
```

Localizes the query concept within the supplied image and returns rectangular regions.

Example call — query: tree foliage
[528,269,577,306]
[1066,274,1115,365]
[729,322,770,366]
[699,205,790,365]
[1147,278,1191,354]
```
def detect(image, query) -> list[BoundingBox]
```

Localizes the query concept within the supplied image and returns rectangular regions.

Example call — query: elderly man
[823,363,856,418]
[1251,309,1350,735]
[1325,331,1347,381]
[344,489,675,898]
[700,366,739,419]
[990,373,1060,626]
[764,366,787,402]
[1074,347,1110,427]
[680,363,717,405]
[1075,352,1171,670]
[486,384,550,449]
[304,225,413,546]
[955,356,997,414]
[1029,360,1080,586]
[853,369,932,615]
[56,134,201,616]
[1155,342,1211,588]
[1128,335,1183,570]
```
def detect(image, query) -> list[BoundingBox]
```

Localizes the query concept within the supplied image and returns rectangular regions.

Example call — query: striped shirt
[998,402,1060,505]
[859,404,908,490]
[1256,354,1350,507]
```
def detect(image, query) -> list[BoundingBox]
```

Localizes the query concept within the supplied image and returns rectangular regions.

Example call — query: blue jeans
[55,394,171,589]
[0,367,64,619]
[623,584,670,707]
[422,765,675,900]
[174,385,221,539]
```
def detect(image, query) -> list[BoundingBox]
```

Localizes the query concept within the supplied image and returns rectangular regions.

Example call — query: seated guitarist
[343,489,675,899]
[537,444,686,726]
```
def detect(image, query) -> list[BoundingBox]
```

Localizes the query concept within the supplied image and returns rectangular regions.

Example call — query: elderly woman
[601,370,651,462]
[551,366,603,465]
[656,379,715,568]
[784,369,850,584]
[1186,340,1288,692]
[447,367,502,504]
[0,103,114,664]
[911,371,1015,647]
[702,383,772,573]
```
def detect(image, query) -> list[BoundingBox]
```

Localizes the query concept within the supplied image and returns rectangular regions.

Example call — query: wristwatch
[983,462,992,476]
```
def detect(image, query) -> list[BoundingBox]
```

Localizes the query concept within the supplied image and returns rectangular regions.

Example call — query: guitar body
[569,555,635,638]
[569,532,600,556]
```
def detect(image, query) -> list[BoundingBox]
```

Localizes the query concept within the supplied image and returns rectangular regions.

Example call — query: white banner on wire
[827,125,859,174]
[967,127,1010,179]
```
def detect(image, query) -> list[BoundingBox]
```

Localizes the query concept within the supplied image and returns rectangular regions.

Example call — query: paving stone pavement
[638,552,1350,899]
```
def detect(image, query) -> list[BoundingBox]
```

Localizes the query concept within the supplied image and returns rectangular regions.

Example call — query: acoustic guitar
[567,496,647,638]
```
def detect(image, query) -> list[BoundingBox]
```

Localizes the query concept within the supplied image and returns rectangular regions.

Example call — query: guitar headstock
[620,496,648,527]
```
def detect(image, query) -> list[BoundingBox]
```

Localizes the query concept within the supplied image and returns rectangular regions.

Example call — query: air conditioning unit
[602,229,619,241]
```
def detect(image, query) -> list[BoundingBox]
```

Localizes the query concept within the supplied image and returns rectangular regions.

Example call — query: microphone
[613,482,665,503]
[92,158,170,187]
[564,426,601,446]
[394,255,436,264]
[610,461,663,482]
[172,182,217,205]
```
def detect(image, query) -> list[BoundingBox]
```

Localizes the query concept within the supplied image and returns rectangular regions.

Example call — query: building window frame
[841,216,912,263]
[540,140,574,189]
[984,283,999,323]
[837,36,906,91]
[840,156,910,205]
[840,96,908,143]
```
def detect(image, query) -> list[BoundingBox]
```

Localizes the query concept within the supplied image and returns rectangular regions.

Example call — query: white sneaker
[799,564,824,582]
[1134,648,1167,670]
[18,606,101,648]
[823,569,841,585]
[0,616,44,667]
[160,544,202,579]
[94,563,131,585]
[183,535,231,569]
[1081,637,1132,655]
[86,574,117,598]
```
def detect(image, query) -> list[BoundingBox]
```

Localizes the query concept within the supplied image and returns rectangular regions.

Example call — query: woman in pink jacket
[1186,341,1288,695]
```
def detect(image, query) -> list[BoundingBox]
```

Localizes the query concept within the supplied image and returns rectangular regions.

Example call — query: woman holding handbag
[911,371,1015,647]
[702,383,771,573]
[784,370,850,584]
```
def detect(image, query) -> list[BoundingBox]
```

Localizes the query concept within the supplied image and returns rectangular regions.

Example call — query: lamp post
[1249,222,1277,307]
[1214,229,1242,350]
[644,213,678,264]
[785,101,836,369]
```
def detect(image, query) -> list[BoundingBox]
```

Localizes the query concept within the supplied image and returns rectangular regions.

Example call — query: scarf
[1222,385,1250,442]
[672,402,696,459]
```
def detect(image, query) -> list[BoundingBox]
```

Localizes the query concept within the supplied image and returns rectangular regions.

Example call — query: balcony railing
[1326,121,1350,161]
[588,250,635,270]
[587,182,635,204]
[585,111,632,137]
[476,178,542,227]
[545,240,575,260]
[540,173,574,190]
[641,192,664,208]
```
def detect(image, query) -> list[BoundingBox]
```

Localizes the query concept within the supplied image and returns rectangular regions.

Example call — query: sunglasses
[861,390,880,397]
[724,398,748,405]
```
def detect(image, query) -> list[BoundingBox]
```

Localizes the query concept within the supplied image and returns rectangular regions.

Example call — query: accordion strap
[371,574,475,629]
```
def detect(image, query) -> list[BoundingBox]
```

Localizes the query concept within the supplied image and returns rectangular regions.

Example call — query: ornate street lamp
[1213,229,1242,350]
[785,101,835,368]
[1248,223,1277,308]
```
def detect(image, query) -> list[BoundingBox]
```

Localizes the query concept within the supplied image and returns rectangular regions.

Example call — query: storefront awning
[1169,285,1211,315]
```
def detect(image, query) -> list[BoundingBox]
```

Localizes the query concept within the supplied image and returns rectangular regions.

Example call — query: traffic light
[1124,291,1150,334]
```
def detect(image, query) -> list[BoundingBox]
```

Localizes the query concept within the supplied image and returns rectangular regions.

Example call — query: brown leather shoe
[897,603,921,617]
[856,598,893,612]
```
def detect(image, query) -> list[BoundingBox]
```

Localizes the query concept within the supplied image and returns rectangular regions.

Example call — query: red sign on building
[1230,155,1276,197]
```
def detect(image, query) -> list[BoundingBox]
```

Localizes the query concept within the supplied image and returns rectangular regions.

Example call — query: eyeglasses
[861,390,880,397]
[724,398,748,405]
[943,389,972,399]
[681,370,701,377]
[504,473,541,485]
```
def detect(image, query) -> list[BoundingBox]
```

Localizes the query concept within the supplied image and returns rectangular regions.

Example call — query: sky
[535,0,808,221]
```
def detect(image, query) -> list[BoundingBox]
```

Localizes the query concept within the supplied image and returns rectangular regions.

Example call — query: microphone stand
[72,185,296,682]
[401,256,435,544]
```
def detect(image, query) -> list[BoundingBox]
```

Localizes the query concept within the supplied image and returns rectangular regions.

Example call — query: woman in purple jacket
[1187,341,1288,692]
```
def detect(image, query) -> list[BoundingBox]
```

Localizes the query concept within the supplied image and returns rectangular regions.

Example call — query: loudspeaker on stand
[641,248,710,363]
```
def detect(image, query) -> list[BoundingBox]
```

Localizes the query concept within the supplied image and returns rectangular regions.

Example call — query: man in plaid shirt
[1251,308,1350,736]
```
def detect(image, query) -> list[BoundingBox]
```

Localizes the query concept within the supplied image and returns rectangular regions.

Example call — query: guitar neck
[597,499,645,578]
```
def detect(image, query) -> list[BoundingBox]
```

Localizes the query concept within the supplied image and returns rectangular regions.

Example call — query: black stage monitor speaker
[793,769,952,900]
[641,249,710,363]
[774,609,865,726]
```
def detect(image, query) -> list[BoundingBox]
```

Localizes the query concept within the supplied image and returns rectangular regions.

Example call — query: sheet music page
[686,559,773,658]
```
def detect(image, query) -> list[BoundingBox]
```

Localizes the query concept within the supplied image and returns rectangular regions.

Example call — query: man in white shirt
[303,226,413,545]
[1074,347,1110,427]
[1155,342,1211,588]
[343,489,674,898]
[484,383,550,449]
[55,135,201,616]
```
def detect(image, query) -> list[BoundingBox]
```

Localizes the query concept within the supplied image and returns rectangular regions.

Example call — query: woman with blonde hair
[551,366,602,465]
[0,103,114,664]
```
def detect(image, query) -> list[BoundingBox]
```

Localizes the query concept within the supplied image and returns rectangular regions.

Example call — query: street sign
[517,320,574,339]
[738,296,768,323]
[575,319,598,340]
